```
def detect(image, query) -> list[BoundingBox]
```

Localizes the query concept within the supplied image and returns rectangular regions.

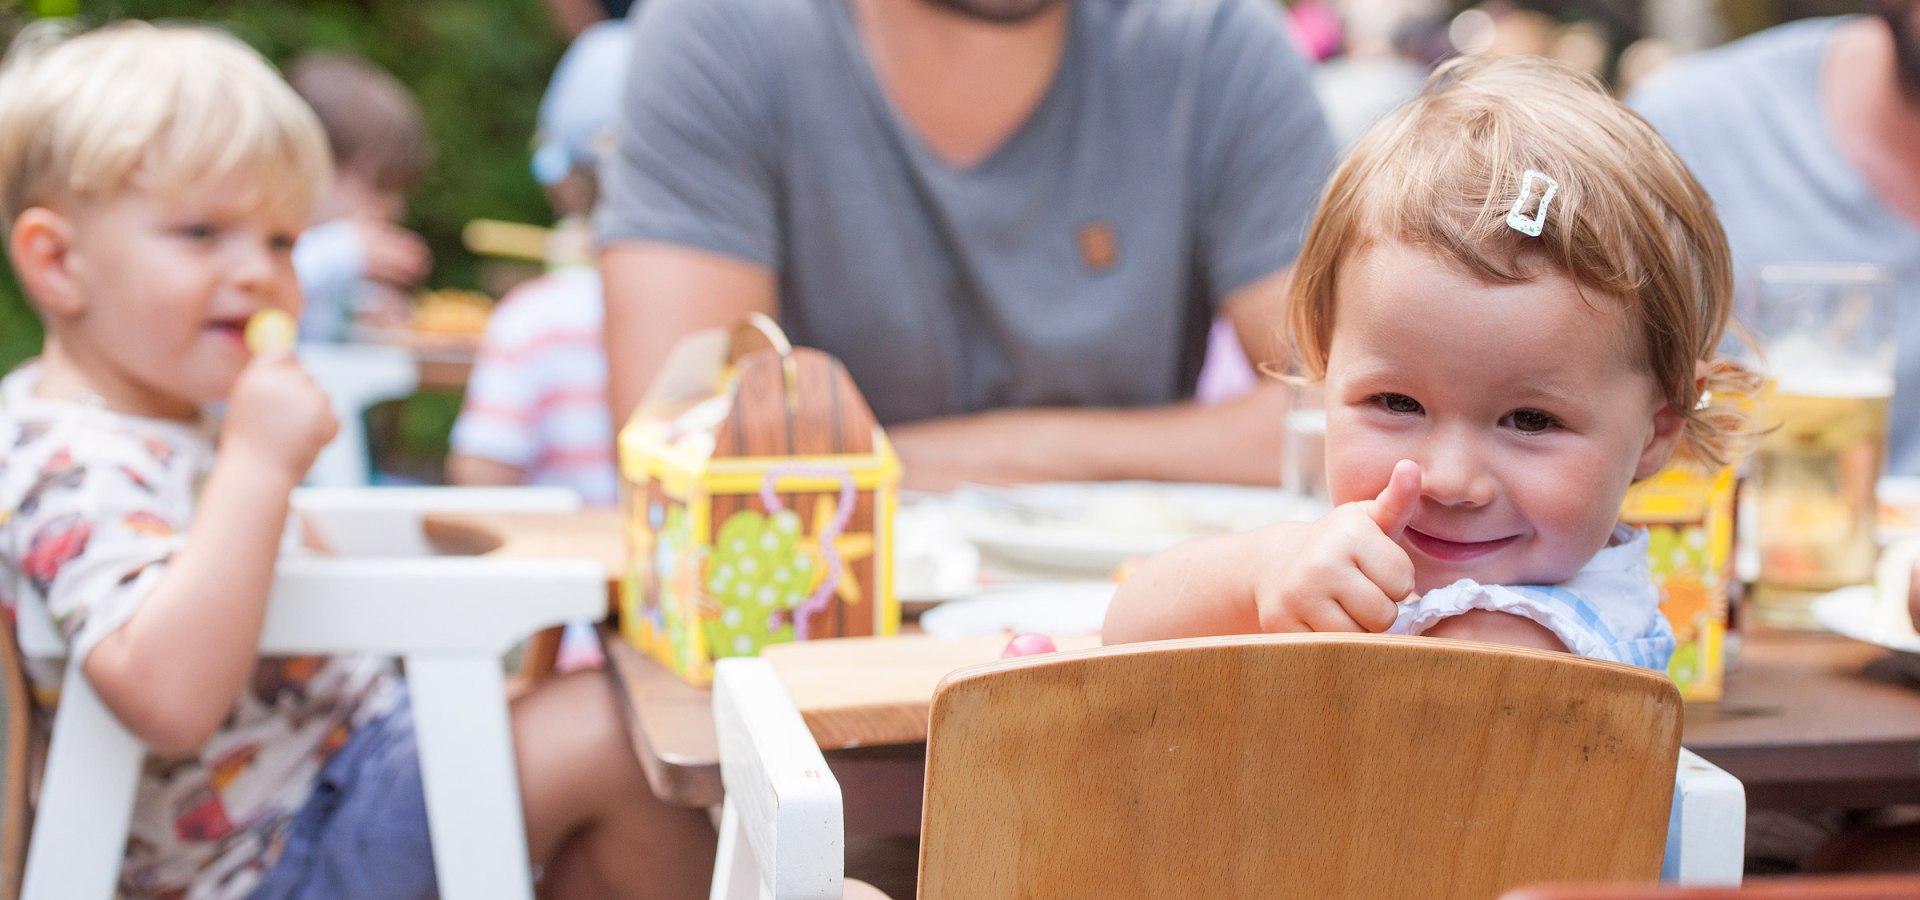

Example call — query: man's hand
[1255,459,1421,634]
[1909,556,1920,634]
[222,351,338,483]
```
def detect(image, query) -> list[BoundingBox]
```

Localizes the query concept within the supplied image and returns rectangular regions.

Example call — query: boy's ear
[9,207,85,319]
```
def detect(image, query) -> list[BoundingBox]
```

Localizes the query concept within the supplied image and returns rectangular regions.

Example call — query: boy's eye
[177,223,218,240]
[1373,393,1422,415]
[269,233,297,252]
[1505,409,1561,434]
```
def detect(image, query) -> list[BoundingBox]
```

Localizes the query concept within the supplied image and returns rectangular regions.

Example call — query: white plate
[951,482,1326,575]
[1881,475,1920,543]
[1810,585,1920,655]
[918,583,1116,639]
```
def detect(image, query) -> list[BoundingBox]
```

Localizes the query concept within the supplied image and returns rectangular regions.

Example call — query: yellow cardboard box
[1620,465,1736,700]
[617,318,901,685]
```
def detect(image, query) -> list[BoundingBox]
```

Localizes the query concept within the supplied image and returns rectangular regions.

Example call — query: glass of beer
[1747,264,1896,629]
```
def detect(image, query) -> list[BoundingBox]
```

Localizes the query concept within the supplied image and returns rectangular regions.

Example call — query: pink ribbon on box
[759,464,856,641]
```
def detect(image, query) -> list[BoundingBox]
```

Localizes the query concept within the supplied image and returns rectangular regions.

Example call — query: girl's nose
[1418,431,1496,508]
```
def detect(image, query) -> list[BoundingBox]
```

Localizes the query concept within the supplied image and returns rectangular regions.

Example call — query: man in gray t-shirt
[1631,11,1920,477]
[598,0,1336,488]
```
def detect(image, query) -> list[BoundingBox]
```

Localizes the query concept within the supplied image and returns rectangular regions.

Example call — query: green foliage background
[0,1,568,473]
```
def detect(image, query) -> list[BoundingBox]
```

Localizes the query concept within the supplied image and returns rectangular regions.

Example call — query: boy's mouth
[206,318,248,344]
[1404,528,1519,563]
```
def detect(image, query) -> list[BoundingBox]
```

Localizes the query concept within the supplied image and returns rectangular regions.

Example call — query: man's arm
[601,241,777,426]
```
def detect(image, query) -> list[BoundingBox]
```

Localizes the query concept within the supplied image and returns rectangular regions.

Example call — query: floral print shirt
[0,363,399,899]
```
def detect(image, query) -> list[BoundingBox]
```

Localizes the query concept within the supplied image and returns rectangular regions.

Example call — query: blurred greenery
[0,1,569,476]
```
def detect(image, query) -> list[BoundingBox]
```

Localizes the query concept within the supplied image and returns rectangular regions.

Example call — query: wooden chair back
[917,633,1685,900]
[0,612,40,900]
[1502,875,1920,898]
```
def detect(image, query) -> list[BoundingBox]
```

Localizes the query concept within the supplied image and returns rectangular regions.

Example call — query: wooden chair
[1501,874,1920,898]
[5,487,600,900]
[711,633,1748,899]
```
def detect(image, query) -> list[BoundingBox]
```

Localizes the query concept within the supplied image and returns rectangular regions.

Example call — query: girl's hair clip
[1506,170,1558,238]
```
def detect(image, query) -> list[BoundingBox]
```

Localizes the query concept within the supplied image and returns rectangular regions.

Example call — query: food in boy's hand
[410,288,492,335]
[243,308,296,354]
[1001,633,1058,658]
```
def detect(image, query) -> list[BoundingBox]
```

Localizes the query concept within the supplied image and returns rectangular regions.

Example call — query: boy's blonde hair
[0,20,329,232]
[1288,55,1752,466]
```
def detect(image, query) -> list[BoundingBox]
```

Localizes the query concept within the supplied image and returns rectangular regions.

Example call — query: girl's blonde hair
[1288,55,1754,466]
[0,20,329,232]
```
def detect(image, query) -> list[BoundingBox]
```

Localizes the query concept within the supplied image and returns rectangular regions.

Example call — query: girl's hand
[222,350,338,482]
[1255,459,1421,634]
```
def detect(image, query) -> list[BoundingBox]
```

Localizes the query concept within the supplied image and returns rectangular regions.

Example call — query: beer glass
[1748,264,1896,629]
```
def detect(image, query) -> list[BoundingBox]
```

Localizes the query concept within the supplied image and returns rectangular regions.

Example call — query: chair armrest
[294,486,582,557]
[712,657,845,899]
[1661,747,1745,885]
[259,557,604,655]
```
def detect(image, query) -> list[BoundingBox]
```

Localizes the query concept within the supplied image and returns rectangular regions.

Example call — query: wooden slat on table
[760,634,1100,749]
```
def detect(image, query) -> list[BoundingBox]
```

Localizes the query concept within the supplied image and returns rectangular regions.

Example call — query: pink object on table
[1001,633,1059,658]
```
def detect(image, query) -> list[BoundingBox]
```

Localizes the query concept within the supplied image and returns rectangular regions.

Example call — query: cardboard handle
[727,313,793,365]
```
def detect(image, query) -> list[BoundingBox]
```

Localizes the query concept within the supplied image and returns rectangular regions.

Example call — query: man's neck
[1825,17,1920,226]
[851,0,1070,170]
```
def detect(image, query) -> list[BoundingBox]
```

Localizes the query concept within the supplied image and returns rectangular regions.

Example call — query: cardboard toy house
[1620,464,1737,701]
[618,316,900,685]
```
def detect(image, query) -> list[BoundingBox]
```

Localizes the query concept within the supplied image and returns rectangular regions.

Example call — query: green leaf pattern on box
[702,508,814,658]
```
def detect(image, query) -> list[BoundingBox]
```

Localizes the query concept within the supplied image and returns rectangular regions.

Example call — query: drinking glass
[1747,264,1896,629]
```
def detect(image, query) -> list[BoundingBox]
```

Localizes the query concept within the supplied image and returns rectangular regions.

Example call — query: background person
[597,0,1339,489]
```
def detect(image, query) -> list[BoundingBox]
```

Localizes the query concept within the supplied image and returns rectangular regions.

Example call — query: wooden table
[425,510,1920,817]
[1681,630,1920,810]
[603,627,1920,826]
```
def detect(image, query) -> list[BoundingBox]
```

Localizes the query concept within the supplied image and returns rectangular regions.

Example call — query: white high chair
[13,487,596,900]
[710,634,1748,900]
[298,342,419,487]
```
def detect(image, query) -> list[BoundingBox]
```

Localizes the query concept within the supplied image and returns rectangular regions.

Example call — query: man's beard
[919,0,1066,25]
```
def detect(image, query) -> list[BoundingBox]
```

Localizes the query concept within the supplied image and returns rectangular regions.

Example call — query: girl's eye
[177,223,218,240]
[1505,409,1561,434]
[268,233,297,252]
[1374,393,1422,415]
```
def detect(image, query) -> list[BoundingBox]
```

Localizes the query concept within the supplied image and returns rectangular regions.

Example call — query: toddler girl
[1103,55,1752,667]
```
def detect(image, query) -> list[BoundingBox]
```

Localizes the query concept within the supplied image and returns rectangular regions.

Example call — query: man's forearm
[888,382,1288,489]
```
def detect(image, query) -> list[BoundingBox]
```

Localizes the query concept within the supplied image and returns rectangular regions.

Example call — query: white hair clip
[1506,170,1558,238]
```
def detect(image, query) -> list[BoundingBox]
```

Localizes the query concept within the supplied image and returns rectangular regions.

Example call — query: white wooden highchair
[2,486,598,900]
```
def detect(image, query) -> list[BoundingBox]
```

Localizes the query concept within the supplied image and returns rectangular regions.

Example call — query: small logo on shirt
[1078,221,1118,273]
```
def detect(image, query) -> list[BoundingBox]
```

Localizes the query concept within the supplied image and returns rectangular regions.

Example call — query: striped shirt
[449,268,617,506]
[1389,525,1677,671]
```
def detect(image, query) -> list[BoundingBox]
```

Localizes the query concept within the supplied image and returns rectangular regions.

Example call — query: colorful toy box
[1620,464,1737,701]
[618,317,901,685]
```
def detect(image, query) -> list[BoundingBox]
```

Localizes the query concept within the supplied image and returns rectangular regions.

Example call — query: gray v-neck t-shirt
[598,0,1336,425]
[1632,17,1920,474]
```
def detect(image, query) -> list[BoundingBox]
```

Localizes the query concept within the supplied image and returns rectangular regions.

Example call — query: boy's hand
[1254,459,1421,634]
[223,350,338,481]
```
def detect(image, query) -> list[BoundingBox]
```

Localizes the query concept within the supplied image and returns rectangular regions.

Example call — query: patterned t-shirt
[0,362,400,899]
